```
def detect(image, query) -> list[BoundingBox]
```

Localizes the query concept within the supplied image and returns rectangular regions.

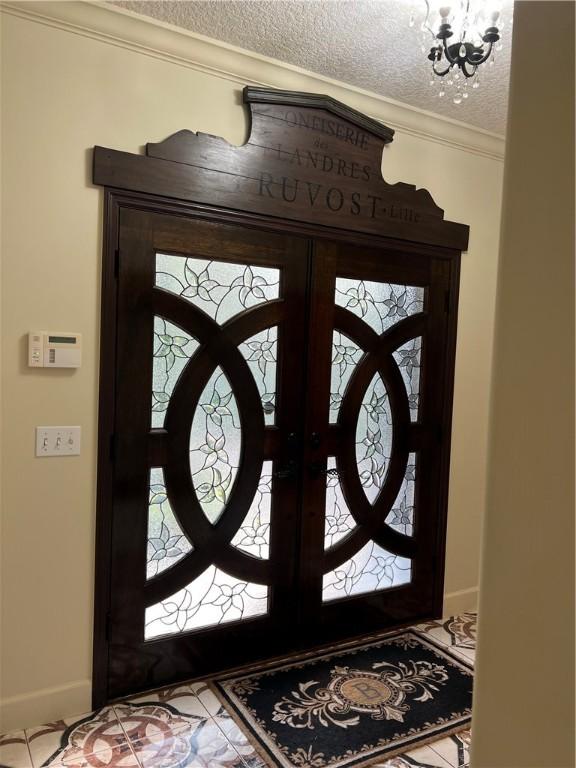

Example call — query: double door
[104,207,457,701]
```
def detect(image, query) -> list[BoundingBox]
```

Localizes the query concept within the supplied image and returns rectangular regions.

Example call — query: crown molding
[1,0,505,162]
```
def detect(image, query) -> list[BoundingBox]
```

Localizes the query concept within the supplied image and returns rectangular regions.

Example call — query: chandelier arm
[422,0,437,40]
[441,37,459,66]
[468,41,494,66]
[461,62,477,78]
[432,63,452,77]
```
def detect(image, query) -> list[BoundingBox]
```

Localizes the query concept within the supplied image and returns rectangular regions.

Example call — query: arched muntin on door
[92,86,468,707]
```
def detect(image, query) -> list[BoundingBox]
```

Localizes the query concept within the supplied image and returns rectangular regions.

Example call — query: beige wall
[471,3,575,767]
[0,2,504,731]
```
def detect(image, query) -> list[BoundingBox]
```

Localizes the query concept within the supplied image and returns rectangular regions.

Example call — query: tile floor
[0,613,476,768]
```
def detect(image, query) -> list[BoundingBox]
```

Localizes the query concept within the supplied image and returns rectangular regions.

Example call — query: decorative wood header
[93,87,469,251]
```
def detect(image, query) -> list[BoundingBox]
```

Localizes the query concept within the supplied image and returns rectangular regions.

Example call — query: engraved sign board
[93,87,469,251]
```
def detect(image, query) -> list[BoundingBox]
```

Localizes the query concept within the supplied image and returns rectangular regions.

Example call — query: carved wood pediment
[93,87,469,250]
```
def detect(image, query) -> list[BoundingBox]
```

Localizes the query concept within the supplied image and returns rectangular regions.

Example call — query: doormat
[212,630,473,768]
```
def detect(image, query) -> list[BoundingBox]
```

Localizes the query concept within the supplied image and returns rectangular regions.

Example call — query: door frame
[93,188,461,708]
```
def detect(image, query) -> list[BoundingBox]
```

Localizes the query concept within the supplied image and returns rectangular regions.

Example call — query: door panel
[108,209,309,699]
[299,240,452,637]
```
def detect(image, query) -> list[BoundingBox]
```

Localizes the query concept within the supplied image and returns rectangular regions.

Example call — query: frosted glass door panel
[324,457,356,549]
[147,468,193,580]
[323,541,411,602]
[240,328,278,425]
[152,318,199,428]
[156,254,279,324]
[329,332,363,424]
[385,454,417,537]
[231,461,273,559]
[393,338,422,422]
[189,368,241,525]
[356,373,393,504]
[145,568,268,639]
[335,278,424,334]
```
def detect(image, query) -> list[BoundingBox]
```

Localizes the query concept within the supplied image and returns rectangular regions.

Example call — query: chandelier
[410,2,506,104]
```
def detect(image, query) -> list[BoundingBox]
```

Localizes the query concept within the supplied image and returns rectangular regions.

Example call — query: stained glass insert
[335,278,424,335]
[330,332,363,424]
[145,567,268,639]
[156,254,280,325]
[239,328,277,425]
[385,454,417,537]
[147,468,193,580]
[152,318,199,428]
[324,457,356,549]
[231,461,272,559]
[393,337,422,422]
[189,368,241,524]
[356,373,393,505]
[322,540,411,602]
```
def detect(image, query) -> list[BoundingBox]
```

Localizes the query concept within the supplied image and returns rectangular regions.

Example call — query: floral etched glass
[356,373,393,504]
[335,278,424,335]
[145,568,268,638]
[156,254,279,325]
[322,540,411,601]
[146,467,193,579]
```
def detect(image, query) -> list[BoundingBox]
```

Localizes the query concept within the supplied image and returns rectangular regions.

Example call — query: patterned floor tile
[127,716,244,768]
[428,729,471,768]
[26,708,129,768]
[378,743,454,767]
[0,731,33,768]
[415,613,477,659]
[51,743,138,768]
[190,683,226,719]
[114,702,207,745]
[114,684,210,739]
[212,713,259,764]
[118,684,210,718]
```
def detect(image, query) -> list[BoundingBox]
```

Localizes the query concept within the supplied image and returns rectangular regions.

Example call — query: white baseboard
[0,679,92,733]
[443,587,479,617]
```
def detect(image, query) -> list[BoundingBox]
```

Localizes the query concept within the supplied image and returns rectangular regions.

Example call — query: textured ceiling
[112,0,513,135]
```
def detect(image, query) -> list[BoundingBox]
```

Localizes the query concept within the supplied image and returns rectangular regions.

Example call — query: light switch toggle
[35,426,81,457]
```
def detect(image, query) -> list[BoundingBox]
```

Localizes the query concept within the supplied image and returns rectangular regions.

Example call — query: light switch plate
[36,426,81,457]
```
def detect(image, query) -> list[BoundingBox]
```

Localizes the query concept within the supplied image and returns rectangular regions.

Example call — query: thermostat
[28,331,82,368]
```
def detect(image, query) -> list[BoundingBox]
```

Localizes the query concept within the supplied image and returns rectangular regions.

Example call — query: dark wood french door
[299,242,453,637]
[104,207,457,701]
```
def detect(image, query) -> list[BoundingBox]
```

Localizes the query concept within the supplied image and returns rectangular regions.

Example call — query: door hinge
[114,249,120,278]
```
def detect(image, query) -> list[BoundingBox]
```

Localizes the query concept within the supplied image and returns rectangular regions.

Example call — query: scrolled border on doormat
[211,629,473,768]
